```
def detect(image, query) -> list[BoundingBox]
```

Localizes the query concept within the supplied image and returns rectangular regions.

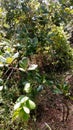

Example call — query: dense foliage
[0,0,73,129]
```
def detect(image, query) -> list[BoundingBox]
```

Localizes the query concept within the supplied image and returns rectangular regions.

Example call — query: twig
[45,122,52,130]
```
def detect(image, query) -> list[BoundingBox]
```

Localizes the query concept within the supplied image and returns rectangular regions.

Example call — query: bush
[0,0,73,128]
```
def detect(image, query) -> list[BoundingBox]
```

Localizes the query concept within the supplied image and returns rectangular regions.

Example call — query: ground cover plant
[0,0,73,130]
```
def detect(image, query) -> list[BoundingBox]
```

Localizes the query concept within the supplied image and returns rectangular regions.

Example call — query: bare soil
[29,73,73,130]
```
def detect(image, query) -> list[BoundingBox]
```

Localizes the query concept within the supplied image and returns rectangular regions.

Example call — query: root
[62,101,69,122]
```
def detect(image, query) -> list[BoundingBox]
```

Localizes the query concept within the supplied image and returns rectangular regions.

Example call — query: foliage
[13,95,36,121]
[0,0,73,129]
[0,40,44,124]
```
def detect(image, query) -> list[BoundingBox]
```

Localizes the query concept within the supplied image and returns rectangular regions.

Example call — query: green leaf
[0,63,4,67]
[19,68,26,72]
[37,85,43,92]
[26,99,36,110]
[33,37,38,45]
[16,96,29,104]
[23,112,30,121]
[13,52,19,59]
[14,102,21,110]
[23,106,30,114]
[0,86,3,91]
[0,78,3,85]
[28,64,38,70]
[19,109,30,121]
[24,82,31,93]
[16,95,26,103]
[19,57,28,70]
[53,88,62,94]
[0,56,6,63]
[4,52,11,58]
[20,96,29,104]
[3,23,10,28]
[6,57,14,64]
[13,108,21,120]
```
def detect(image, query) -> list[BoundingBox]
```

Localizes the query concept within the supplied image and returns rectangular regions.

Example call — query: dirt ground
[29,73,73,130]
[36,95,73,130]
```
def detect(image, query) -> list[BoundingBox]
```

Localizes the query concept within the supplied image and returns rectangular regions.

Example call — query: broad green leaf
[19,68,26,72]
[0,78,3,86]
[28,64,38,70]
[4,52,11,58]
[0,86,3,91]
[13,108,21,120]
[27,99,36,110]
[3,23,10,28]
[16,95,25,103]
[0,62,4,67]
[6,57,14,64]
[16,96,29,104]
[37,85,43,92]
[19,109,30,121]
[19,57,28,70]
[23,106,30,114]
[6,47,11,52]
[53,88,62,94]
[14,102,21,110]
[0,56,6,63]
[33,37,38,45]
[20,96,29,104]
[13,52,19,59]
[24,83,31,93]
[23,112,30,121]
[70,9,73,14]
[13,111,19,120]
